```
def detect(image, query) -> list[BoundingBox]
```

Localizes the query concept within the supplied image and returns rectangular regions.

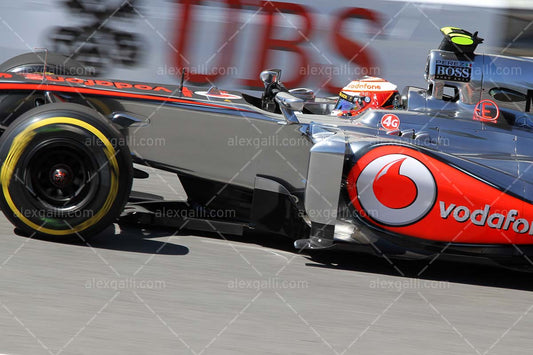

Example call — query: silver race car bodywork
[0,28,532,268]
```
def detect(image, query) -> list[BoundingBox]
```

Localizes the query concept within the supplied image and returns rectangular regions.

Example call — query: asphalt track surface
[1,166,533,355]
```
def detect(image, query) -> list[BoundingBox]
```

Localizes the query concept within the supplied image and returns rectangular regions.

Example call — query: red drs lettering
[46,76,65,82]
[95,80,113,86]
[154,86,172,93]
[66,77,84,84]
[181,87,193,97]
[115,82,133,89]
[134,84,152,90]
[0,73,12,78]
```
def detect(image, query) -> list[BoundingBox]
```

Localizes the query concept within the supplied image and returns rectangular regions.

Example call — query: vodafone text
[440,202,533,234]
[345,82,382,91]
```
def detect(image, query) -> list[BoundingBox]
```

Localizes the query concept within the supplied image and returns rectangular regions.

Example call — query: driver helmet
[331,77,400,117]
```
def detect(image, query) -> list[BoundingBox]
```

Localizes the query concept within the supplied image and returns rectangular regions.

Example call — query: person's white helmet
[331,77,400,117]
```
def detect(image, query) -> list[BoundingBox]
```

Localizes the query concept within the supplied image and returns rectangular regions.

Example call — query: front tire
[0,51,92,76]
[0,103,132,238]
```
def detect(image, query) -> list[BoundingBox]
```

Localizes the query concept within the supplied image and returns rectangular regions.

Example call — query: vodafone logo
[343,80,398,93]
[381,114,400,131]
[356,154,436,226]
[347,83,382,91]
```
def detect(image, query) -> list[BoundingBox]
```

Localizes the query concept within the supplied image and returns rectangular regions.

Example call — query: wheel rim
[24,139,100,212]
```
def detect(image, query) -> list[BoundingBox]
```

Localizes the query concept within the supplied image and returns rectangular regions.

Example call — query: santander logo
[356,154,436,226]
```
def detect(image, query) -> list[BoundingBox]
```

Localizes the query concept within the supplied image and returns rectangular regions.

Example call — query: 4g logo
[381,114,400,131]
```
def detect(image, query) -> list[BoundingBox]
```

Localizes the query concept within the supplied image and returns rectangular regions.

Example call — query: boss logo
[356,154,436,226]
[435,64,472,82]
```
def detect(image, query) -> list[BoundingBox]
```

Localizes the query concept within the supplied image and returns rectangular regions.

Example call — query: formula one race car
[0,27,532,269]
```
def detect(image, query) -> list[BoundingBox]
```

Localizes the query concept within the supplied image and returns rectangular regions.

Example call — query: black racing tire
[0,51,93,76]
[0,103,132,239]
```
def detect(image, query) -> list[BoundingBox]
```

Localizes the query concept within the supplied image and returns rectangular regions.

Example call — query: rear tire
[0,103,132,239]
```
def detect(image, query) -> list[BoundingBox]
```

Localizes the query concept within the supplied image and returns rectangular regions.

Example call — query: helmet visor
[334,97,356,112]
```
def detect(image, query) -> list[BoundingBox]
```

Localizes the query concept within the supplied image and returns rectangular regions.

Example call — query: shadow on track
[13,224,189,256]
[176,229,533,292]
[14,224,533,291]
[303,250,533,292]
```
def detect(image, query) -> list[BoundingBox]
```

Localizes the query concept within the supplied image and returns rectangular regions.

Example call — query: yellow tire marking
[1,117,119,235]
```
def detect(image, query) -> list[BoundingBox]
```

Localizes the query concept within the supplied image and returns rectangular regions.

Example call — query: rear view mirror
[260,69,282,87]
[276,92,304,111]
[275,92,304,124]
